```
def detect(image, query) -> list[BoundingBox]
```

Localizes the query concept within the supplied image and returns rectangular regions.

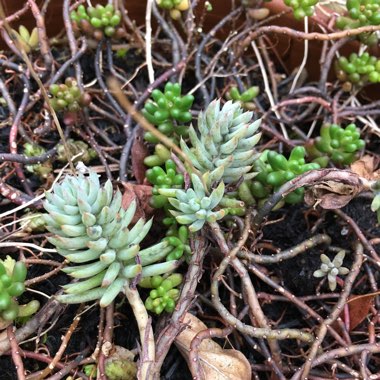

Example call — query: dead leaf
[304,180,363,209]
[105,345,137,380]
[350,155,380,181]
[131,129,149,184]
[344,293,377,331]
[121,182,154,223]
[175,313,251,380]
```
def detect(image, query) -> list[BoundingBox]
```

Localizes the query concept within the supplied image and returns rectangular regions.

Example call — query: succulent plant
[143,82,194,144]
[335,52,380,89]
[57,139,97,165]
[307,123,365,166]
[49,78,91,113]
[24,143,53,179]
[164,226,191,261]
[146,160,184,209]
[336,1,380,45]
[11,25,39,53]
[20,212,47,233]
[159,173,225,232]
[370,181,380,223]
[144,143,172,167]
[180,100,261,187]
[156,0,190,20]
[43,168,179,307]
[246,146,320,204]
[139,273,183,314]
[70,4,123,39]
[283,0,319,20]
[0,256,40,323]
[226,86,259,111]
[313,251,349,291]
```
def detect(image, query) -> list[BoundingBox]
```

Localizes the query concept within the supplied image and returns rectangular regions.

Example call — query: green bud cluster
[156,0,190,20]
[164,226,191,261]
[11,25,38,54]
[308,123,365,166]
[144,144,171,167]
[159,174,225,232]
[283,0,319,20]
[70,4,122,39]
[226,86,259,111]
[139,274,183,314]
[43,169,180,307]
[57,139,97,165]
[146,160,184,209]
[336,52,380,88]
[0,257,39,322]
[49,78,91,113]
[336,1,380,45]
[245,147,320,204]
[24,143,52,179]
[143,82,194,144]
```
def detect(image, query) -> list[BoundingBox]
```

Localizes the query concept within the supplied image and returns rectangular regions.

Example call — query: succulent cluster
[142,82,194,144]
[43,169,179,307]
[49,78,91,113]
[313,251,349,291]
[226,86,259,111]
[70,4,123,39]
[181,100,262,187]
[164,226,191,261]
[335,52,380,89]
[336,0,380,45]
[139,274,183,314]
[307,123,365,166]
[24,143,52,179]
[155,0,190,20]
[144,143,171,167]
[159,174,225,232]
[11,26,38,53]
[0,257,39,322]
[146,160,184,209]
[246,147,320,204]
[57,139,97,165]
[283,0,319,20]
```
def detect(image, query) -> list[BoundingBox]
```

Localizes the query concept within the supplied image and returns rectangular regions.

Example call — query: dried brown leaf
[350,155,380,181]
[175,313,251,380]
[345,293,378,331]
[304,180,363,209]
[121,182,154,223]
[131,130,149,184]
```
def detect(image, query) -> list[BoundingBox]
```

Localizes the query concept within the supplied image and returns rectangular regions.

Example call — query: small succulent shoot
[20,212,47,233]
[57,139,97,165]
[226,86,259,110]
[155,0,190,20]
[70,4,123,39]
[181,99,262,188]
[144,143,172,167]
[307,123,365,167]
[247,146,320,204]
[0,256,39,323]
[11,25,39,53]
[371,189,380,224]
[23,143,53,179]
[43,168,179,307]
[164,226,191,261]
[283,0,319,20]
[142,82,194,144]
[313,251,349,291]
[159,173,225,232]
[139,274,183,314]
[335,52,380,90]
[49,77,91,113]
[146,159,184,209]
